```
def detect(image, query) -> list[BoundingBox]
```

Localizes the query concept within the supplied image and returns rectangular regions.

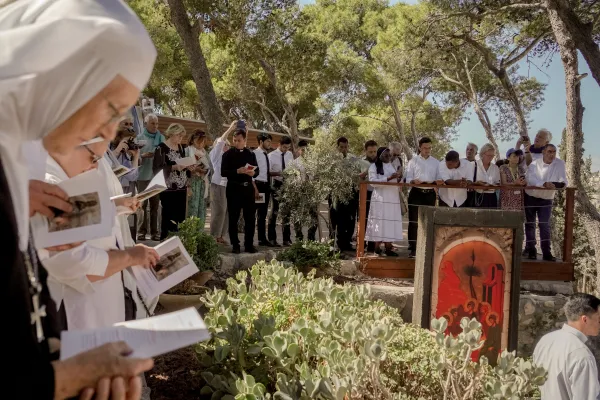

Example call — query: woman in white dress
[365,147,403,256]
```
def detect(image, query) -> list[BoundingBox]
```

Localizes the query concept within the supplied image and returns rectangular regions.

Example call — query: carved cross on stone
[30,293,46,342]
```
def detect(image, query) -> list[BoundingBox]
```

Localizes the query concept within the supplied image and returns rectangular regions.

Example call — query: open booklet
[30,169,113,248]
[136,171,167,202]
[131,236,199,299]
[60,307,211,360]
[176,155,197,167]
[112,165,137,179]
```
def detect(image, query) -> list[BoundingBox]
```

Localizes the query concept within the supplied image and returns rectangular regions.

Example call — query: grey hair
[479,143,495,158]
[538,128,552,143]
[388,142,402,151]
[466,142,479,152]
[144,113,158,123]
[564,293,600,322]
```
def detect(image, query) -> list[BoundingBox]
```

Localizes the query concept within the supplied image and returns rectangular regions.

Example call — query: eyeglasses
[82,144,102,164]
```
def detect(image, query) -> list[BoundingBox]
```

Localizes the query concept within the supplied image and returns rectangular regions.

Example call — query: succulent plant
[196,261,546,400]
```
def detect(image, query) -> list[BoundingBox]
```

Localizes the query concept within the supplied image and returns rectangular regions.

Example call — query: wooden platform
[359,256,574,281]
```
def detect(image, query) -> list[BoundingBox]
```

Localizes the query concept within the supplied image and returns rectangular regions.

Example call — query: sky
[299,0,600,171]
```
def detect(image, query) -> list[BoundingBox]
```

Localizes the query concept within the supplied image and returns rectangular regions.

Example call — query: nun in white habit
[365,147,404,256]
[0,1,159,398]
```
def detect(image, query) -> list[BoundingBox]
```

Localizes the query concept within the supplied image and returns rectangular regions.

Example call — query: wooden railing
[356,181,576,280]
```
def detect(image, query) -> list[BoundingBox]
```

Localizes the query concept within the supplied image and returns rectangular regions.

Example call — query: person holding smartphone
[516,128,552,167]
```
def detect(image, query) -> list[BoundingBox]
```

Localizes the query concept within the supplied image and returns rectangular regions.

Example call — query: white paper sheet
[176,156,197,167]
[131,236,199,299]
[110,193,133,201]
[255,193,265,204]
[136,172,167,202]
[30,170,114,248]
[60,308,211,360]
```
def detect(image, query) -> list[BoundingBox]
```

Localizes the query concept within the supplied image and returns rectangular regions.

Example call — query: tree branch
[503,31,549,68]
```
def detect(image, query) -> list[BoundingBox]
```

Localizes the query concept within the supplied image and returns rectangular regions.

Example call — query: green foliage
[276,240,340,271]
[195,261,547,399]
[280,140,359,229]
[430,317,546,400]
[170,217,219,271]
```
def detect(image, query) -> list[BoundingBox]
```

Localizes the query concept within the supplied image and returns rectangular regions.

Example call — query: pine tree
[553,129,597,292]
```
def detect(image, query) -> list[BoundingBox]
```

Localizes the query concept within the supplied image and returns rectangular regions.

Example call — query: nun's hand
[115,197,140,212]
[79,376,142,400]
[29,180,73,218]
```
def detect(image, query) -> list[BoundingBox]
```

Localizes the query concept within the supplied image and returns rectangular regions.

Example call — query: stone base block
[369,285,414,322]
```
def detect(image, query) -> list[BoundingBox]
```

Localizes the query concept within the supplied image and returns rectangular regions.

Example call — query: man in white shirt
[209,122,235,244]
[533,293,600,400]
[524,144,567,261]
[405,137,439,258]
[437,150,473,207]
[268,136,294,246]
[253,133,273,246]
[516,128,551,167]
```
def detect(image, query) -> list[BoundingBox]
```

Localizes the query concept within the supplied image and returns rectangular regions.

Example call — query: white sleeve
[38,244,109,295]
[209,139,225,165]
[568,354,600,400]
[438,162,451,182]
[368,164,388,182]
[269,152,282,173]
[527,162,542,187]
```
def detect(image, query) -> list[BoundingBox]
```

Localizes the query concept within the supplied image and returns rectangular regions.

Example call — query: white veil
[0,0,157,250]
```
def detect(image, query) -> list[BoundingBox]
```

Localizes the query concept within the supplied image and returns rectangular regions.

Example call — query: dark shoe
[258,241,270,247]
[151,235,161,241]
[137,234,147,241]
[245,246,258,254]
[528,251,537,260]
[385,249,399,257]
[283,240,293,247]
[269,241,281,247]
[543,254,557,262]
[232,246,241,254]
[408,250,416,258]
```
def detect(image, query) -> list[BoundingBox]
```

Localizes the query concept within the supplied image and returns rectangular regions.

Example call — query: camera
[125,137,143,151]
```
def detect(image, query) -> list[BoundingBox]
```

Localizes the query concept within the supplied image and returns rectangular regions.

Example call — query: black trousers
[407,188,437,251]
[227,182,256,248]
[328,196,337,240]
[268,181,291,243]
[255,181,271,243]
[335,190,359,250]
[159,189,187,240]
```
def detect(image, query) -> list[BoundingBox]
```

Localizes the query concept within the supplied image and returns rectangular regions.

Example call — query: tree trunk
[471,101,500,158]
[494,69,529,138]
[389,96,414,161]
[166,0,225,139]
[546,2,600,290]
[544,0,600,88]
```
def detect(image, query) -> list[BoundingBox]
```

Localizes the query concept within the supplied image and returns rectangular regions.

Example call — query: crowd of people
[0,2,598,400]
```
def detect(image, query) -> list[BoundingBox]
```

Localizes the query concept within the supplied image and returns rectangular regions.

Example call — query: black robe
[0,157,60,399]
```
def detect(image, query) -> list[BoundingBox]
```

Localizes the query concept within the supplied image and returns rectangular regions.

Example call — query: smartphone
[236,120,246,131]
[521,136,530,142]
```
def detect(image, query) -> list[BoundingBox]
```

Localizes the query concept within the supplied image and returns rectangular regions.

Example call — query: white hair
[537,128,552,143]
[144,113,158,123]
[479,143,495,157]
[466,142,479,152]
[388,141,402,151]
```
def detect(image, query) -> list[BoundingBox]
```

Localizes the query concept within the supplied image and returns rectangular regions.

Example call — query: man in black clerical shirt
[221,126,260,254]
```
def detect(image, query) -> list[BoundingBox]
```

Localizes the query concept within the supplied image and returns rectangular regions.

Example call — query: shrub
[170,216,219,271]
[195,261,546,400]
[276,240,340,271]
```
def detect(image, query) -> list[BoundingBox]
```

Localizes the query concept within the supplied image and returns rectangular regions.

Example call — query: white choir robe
[533,324,600,400]
[98,156,158,318]
[37,157,125,330]
[365,163,403,242]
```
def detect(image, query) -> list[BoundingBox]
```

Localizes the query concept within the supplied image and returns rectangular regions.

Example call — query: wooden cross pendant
[30,293,47,342]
